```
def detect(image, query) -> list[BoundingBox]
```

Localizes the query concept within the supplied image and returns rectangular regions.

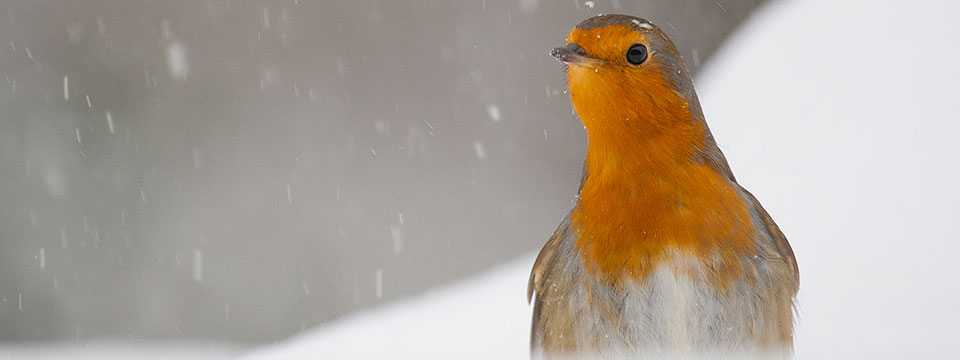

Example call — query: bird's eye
[626,44,647,65]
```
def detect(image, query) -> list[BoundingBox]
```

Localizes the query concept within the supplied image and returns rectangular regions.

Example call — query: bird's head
[552,15,703,147]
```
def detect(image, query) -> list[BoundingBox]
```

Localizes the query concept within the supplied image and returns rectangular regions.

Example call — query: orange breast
[572,154,755,290]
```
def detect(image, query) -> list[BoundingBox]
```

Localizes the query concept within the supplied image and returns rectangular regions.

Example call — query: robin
[528,15,798,359]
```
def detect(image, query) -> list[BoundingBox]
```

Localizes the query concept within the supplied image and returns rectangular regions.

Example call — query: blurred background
[0,0,762,348]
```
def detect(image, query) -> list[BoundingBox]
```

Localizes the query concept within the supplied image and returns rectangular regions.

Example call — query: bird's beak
[551,43,603,69]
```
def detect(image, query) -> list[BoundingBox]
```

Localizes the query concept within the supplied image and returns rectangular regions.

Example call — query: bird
[528,14,798,359]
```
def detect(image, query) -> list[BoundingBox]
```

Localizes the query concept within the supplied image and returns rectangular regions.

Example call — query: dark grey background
[0,0,763,344]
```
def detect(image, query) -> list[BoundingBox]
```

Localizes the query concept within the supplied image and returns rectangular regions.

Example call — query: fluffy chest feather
[572,157,756,290]
[533,248,790,359]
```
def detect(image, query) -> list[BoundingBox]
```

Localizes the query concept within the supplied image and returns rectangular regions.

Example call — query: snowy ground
[5,0,960,358]
[240,258,535,359]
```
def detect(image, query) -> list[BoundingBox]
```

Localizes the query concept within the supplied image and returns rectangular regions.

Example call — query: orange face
[563,25,662,94]
[554,20,697,147]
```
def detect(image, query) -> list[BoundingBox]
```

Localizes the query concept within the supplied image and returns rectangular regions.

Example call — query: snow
[473,140,488,159]
[375,269,384,299]
[106,112,115,134]
[193,248,204,282]
[632,19,654,30]
[391,224,405,254]
[519,0,539,13]
[165,40,189,79]
[487,104,502,122]
[239,258,533,359]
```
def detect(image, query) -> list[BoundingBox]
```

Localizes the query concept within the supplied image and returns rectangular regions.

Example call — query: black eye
[626,44,647,65]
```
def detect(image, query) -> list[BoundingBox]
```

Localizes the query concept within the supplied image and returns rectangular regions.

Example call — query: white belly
[569,255,787,359]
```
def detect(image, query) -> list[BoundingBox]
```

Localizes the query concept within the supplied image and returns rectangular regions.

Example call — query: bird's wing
[739,186,799,291]
[527,227,563,304]
[528,217,570,350]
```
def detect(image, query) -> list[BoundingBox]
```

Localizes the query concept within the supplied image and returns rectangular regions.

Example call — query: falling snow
[192,147,204,169]
[486,104,501,122]
[473,141,487,159]
[374,119,389,135]
[193,248,204,282]
[390,224,404,254]
[165,41,188,79]
[374,269,383,299]
[519,0,539,13]
[106,112,115,134]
